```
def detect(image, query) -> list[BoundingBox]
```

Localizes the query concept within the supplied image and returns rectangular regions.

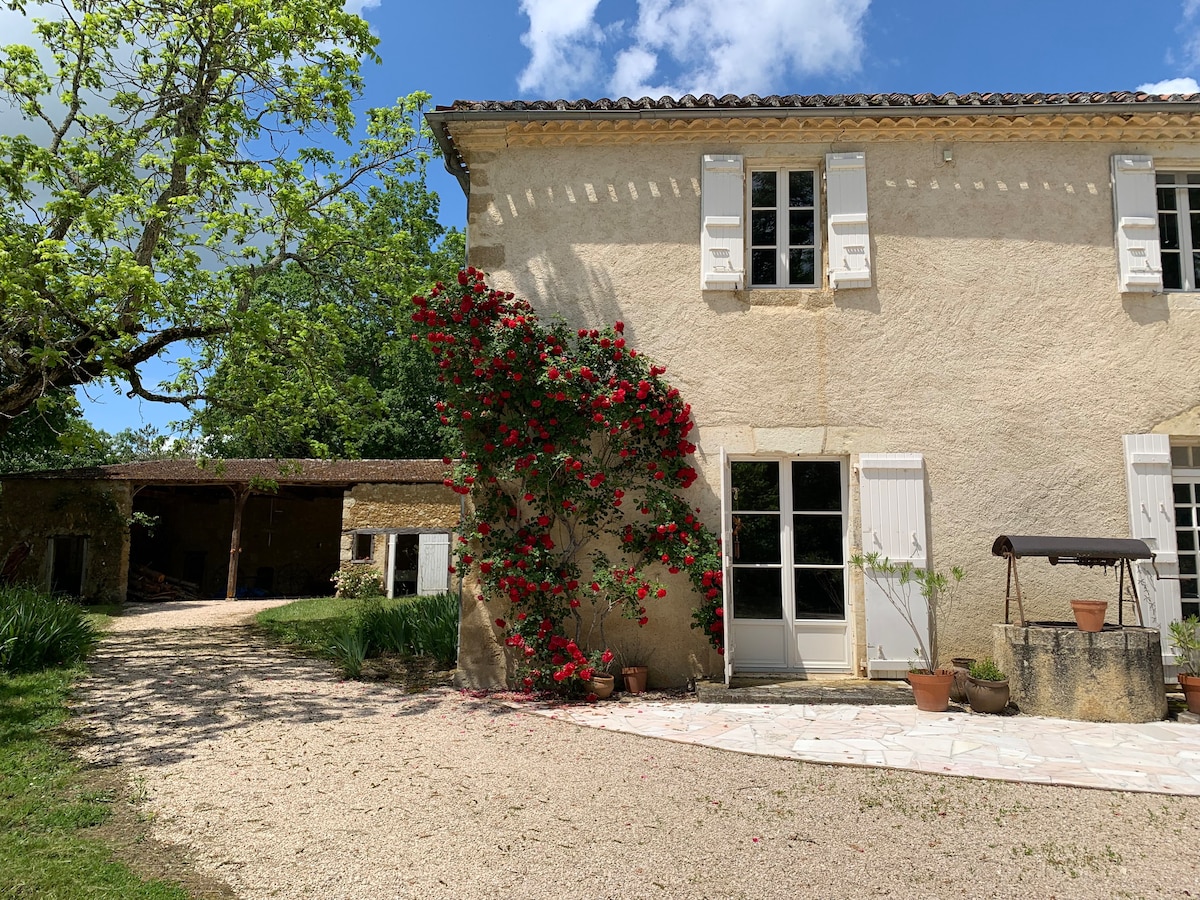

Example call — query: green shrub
[330,565,384,599]
[969,657,1007,681]
[358,592,459,669]
[0,585,96,673]
[329,626,368,679]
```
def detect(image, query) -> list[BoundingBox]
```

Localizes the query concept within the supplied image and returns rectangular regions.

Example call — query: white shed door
[859,454,928,678]
[417,533,451,596]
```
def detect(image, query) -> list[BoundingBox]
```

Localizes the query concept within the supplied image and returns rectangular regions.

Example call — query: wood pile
[128,566,202,602]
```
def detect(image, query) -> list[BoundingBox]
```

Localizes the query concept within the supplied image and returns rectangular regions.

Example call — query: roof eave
[425,99,1200,198]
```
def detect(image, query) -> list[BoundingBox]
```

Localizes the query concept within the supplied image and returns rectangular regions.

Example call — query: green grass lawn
[0,666,190,899]
[254,595,385,656]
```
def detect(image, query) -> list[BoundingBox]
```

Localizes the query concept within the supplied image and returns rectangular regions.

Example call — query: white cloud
[517,0,870,100]
[516,0,605,96]
[344,0,381,15]
[617,0,870,98]
[1136,76,1200,94]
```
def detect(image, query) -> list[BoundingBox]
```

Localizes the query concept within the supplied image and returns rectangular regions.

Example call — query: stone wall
[0,479,132,602]
[339,482,460,579]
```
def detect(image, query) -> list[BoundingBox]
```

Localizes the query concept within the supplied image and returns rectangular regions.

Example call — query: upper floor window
[1157,172,1200,291]
[700,152,870,292]
[749,169,817,287]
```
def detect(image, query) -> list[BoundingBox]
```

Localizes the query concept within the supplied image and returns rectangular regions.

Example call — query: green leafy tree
[0,389,110,473]
[193,180,463,459]
[0,0,432,441]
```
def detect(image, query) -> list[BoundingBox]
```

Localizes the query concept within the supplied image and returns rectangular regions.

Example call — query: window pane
[1159,186,1179,211]
[732,514,781,564]
[788,249,815,286]
[751,249,777,285]
[1186,600,1200,618]
[1163,251,1183,290]
[794,569,845,620]
[1160,211,1181,249]
[751,171,776,208]
[751,209,777,246]
[1174,446,1193,467]
[732,567,783,619]
[732,461,779,510]
[1157,172,1177,185]
[1179,506,1195,527]
[793,515,844,564]
[1176,482,1193,503]
[1183,554,1198,576]
[792,461,842,511]
[1190,188,1200,213]
[1184,577,1199,600]
[789,209,815,246]
[789,170,814,207]
[1179,529,1196,551]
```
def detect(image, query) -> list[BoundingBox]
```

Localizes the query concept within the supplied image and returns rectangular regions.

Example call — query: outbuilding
[0,459,457,603]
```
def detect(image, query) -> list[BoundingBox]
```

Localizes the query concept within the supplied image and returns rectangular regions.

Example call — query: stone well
[993,623,1167,723]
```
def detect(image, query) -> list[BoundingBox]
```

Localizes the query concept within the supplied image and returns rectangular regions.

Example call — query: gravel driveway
[73,601,1200,899]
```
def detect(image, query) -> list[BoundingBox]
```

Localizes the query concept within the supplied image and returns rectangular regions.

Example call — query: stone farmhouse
[428,91,1200,688]
[0,459,458,603]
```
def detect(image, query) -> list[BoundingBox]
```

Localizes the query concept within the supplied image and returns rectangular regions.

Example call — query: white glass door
[729,458,851,673]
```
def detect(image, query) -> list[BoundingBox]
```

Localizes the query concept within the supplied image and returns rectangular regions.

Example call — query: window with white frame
[729,459,846,620]
[1157,172,1200,291]
[699,152,871,292]
[749,169,817,287]
[1172,444,1200,617]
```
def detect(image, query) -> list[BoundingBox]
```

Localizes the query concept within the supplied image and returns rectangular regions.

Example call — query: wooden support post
[225,485,251,601]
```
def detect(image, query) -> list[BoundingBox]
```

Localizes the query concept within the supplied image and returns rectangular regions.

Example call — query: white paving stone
[529,701,1200,795]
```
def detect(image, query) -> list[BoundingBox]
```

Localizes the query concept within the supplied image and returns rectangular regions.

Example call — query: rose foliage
[410,269,724,695]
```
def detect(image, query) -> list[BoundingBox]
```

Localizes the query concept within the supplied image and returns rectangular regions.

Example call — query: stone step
[695,676,917,706]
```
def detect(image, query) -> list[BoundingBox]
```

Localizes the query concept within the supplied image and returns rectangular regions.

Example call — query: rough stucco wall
[460,133,1200,684]
[0,480,131,602]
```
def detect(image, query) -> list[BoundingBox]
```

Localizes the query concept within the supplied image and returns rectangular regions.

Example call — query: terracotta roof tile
[439,91,1200,113]
[3,459,448,485]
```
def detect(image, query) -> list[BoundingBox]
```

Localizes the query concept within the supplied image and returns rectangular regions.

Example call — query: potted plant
[584,649,616,700]
[1168,615,1200,714]
[616,636,654,694]
[850,552,964,712]
[965,657,1010,714]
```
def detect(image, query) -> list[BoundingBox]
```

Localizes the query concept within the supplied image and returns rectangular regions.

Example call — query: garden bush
[359,593,458,669]
[0,585,96,673]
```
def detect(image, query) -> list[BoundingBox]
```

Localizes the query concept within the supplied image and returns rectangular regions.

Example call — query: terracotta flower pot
[1070,599,1108,632]
[586,673,615,700]
[965,676,1011,714]
[950,657,975,704]
[907,669,954,712]
[621,665,648,694]
[1180,673,1200,714]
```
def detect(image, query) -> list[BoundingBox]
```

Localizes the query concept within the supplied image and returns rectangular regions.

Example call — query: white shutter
[417,532,451,596]
[825,151,872,289]
[859,453,927,677]
[719,446,734,683]
[1112,154,1163,293]
[386,532,398,599]
[1123,434,1180,634]
[700,154,744,290]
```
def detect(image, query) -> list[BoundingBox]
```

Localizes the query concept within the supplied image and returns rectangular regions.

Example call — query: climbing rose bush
[410,269,724,695]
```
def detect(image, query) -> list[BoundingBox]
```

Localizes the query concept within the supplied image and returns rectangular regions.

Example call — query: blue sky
[51,0,1200,434]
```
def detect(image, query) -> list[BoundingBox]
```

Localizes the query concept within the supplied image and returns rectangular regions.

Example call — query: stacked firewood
[127,566,202,602]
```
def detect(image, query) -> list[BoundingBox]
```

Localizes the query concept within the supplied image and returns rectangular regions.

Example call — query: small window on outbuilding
[352,532,374,562]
